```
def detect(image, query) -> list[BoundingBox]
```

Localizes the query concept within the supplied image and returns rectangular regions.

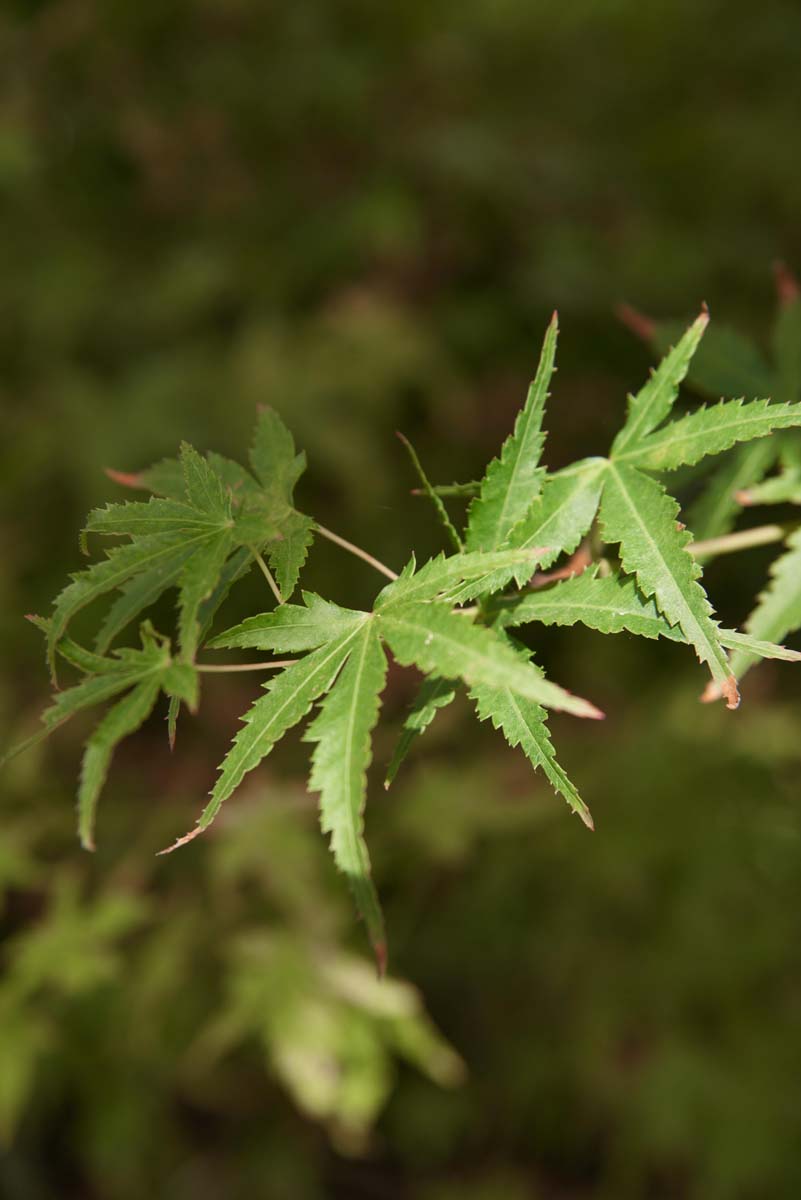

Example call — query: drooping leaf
[47,533,193,680]
[377,602,603,719]
[208,592,365,653]
[598,462,737,704]
[470,630,592,830]
[166,622,368,849]
[612,312,709,455]
[465,313,557,551]
[384,676,458,789]
[620,398,801,472]
[77,679,162,850]
[3,625,185,775]
[305,621,388,968]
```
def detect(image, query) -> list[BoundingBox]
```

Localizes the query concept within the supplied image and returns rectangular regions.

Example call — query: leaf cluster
[7,310,801,965]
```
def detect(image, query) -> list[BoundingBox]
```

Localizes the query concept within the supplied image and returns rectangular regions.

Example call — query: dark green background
[2,2,801,1197]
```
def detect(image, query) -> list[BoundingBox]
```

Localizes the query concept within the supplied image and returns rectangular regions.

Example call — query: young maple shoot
[5,310,801,969]
[620,263,801,694]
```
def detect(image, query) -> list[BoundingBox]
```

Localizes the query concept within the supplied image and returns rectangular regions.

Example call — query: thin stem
[251,547,284,604]
[689,522,795,560]
[411,481,480,498]
[196,659,298,673]
[397,431,463,551]
[315,523,399,581]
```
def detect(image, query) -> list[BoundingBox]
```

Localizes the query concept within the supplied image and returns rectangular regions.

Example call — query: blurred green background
[3,2,801,1197]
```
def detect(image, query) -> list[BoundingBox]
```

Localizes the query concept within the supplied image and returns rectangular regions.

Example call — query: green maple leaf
[3,622,197,849]
[172,565,603,964]
[49,410,315,678]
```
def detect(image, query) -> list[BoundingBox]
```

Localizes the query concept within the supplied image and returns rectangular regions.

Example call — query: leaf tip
[774,259,800,306]
[615,302,655,342]
[722,674,741,710]
[104,467,144,489]
[374,940,388,980]
[80,834,96,852]
[700,675,740,709]
[156,824,204,856]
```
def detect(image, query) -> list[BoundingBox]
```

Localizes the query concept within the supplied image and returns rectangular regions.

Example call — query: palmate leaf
[384,677,457,789]
[305,621,388,969]
[598,463,737,705]
[465,313,557,552]
[621,398,801,472]
[377,602,603,720]
[84,410,317,667]
[612,311,709,455]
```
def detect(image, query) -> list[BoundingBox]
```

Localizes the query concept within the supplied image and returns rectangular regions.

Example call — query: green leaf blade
[208,592,365,653]
[378,603,603,720]
[599,463,737,702]
[77,679,161,850]
[622,399,801,472]
[376,548,550,610]
[728,528,801,683]
[465,313,557,552]
[612,312,708,455]
[166,622,367,848]
[384,676,457,789]
[470,681,592,828]
[305,621,388,968]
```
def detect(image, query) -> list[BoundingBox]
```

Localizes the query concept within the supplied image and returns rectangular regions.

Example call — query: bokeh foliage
[3,1,801,1196]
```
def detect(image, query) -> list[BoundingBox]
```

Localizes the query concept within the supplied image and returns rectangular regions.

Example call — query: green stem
[251,547,284,604]
[315,523,399,581]
[689,522,795,561]
[397,432,463,551]
[196,659,297,673]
